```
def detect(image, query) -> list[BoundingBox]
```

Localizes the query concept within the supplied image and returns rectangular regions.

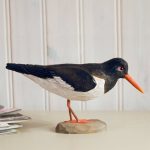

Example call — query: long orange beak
[124,74,144,93]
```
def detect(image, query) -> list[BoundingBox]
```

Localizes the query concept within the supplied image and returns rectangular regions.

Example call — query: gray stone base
[55,119,107,134]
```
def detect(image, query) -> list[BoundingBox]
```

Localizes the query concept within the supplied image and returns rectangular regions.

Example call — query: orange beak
[124,74,144,93]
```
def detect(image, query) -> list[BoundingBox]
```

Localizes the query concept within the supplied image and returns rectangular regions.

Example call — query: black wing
[6,63,96,92]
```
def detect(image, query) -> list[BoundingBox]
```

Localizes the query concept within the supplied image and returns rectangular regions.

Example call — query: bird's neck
[82,63,118,93]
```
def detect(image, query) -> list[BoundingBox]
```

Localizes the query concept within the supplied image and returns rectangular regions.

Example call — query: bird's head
[102,58,144,93]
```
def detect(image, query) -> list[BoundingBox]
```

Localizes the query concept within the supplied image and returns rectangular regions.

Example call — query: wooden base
[55,119,107,134]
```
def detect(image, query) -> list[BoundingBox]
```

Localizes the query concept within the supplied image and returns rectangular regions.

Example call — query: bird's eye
[117,66,124,71]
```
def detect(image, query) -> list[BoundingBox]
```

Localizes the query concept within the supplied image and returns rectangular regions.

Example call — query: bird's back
[6,63,105,101]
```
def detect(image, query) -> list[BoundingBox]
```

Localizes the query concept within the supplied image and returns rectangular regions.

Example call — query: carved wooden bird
[6,58,144,123]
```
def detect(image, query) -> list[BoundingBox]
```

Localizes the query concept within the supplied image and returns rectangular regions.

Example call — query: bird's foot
[67,99,91,124]
[65,119,91,124]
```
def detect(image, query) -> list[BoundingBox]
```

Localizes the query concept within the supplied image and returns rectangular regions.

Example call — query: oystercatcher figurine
[6,58,144,123]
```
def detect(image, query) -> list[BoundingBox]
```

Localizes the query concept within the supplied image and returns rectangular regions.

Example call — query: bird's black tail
[6,63,28,74]
[6,63,51,78]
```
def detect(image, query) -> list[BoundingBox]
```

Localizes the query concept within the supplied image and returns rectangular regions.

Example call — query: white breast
[24,75,105,101]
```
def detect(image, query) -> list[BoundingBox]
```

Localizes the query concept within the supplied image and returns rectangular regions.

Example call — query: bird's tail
[6,63,29,74]
[6,63,50,78]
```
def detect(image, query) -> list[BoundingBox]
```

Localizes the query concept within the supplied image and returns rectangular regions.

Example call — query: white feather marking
[24,75,105,101]
[52,76,74,90]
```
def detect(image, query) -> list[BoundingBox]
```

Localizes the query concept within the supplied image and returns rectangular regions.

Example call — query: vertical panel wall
[122,0,150,110]
[9,0,45,110]
[46,0,81,111]
[0,0,149,111]
[0,0,8,107]
[83,0,118,110]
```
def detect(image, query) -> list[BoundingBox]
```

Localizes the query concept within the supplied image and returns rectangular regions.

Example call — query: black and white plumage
[6,58,143,102]
[6,63,104,101]
[6,58,144,122]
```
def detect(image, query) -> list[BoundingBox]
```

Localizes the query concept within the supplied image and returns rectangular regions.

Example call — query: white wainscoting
[0,0,149,111]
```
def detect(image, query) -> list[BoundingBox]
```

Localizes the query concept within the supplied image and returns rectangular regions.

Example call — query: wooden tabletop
[0,111,150,150]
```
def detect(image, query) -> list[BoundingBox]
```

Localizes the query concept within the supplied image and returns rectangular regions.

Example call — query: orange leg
[67,99,79,122]
[66,99,91,124]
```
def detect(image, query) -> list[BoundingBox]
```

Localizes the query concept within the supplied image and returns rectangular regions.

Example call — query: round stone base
[55,119,107,134]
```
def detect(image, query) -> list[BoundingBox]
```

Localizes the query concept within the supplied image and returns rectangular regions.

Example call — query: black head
[101,58,143,94]
[102,58,128,79]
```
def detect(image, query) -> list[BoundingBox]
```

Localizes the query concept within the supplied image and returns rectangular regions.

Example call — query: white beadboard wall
[0,0,149,111]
